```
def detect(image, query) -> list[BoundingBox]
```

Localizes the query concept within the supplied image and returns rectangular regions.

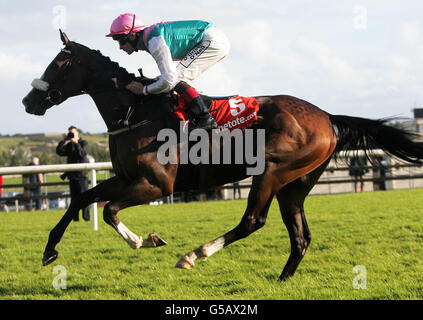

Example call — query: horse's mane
[72,42,170,125]
[74,42,138,85]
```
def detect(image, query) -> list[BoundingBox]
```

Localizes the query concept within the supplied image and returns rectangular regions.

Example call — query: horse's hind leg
[277,159,330,281]
[175,172,277,269]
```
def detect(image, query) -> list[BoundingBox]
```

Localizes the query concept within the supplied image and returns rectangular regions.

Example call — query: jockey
[106,13,231,130]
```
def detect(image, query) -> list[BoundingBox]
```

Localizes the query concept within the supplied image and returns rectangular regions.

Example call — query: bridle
[34,45,153,135]
[39,15,138,106]
[42,47,135,104]
[44,48,85,104]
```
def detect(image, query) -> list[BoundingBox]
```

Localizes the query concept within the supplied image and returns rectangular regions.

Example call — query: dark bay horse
[22,31,423,281]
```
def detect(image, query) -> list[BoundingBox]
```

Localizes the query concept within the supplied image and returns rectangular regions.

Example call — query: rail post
[89,157,98,231]
[43,173,48,210]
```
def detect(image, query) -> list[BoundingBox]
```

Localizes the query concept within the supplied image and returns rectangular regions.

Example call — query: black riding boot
[174,81,218,130]
[188,96,218,130]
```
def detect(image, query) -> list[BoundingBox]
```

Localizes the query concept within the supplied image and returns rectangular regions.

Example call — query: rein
[86,91,153,136]
[108,119,152,136]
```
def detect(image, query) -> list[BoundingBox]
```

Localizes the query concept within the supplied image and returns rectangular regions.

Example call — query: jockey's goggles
[112,34,129,45]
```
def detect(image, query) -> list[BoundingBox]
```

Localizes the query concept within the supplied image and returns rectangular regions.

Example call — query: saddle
[112,72,260,134]
[174,94,260,131]
[136,71,260,131]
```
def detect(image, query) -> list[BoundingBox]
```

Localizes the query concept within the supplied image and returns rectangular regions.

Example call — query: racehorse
[22,31,423,281]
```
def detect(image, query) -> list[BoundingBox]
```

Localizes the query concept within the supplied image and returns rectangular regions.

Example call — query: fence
[0,162,112,230]
[226,163,423,199]
[1,154,423,229]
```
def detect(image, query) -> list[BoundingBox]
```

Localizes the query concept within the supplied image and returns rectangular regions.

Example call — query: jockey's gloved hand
[111,72,137,89]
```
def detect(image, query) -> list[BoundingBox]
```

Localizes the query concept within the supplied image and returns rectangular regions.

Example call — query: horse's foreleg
[42,177,125,266]
[103,200,167,249]
[102,176,170,249]
[175,173,278,269]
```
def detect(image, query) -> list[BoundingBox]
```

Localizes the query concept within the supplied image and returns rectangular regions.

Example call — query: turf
[0,189,422,300]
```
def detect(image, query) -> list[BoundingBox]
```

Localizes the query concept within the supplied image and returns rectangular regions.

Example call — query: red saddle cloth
[174,95,260,131]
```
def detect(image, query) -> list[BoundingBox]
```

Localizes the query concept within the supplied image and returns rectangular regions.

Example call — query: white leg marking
[203,237,226,257]
[116,222,143,249]
[175,236,226,269]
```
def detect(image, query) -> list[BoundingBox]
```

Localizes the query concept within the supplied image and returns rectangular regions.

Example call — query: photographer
[25,157,44,211]
[56,126,90,222]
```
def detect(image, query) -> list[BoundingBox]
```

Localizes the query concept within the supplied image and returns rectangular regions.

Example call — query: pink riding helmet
[106,13,146,37]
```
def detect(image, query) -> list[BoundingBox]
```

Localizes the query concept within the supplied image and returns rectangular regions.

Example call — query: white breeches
[176,26,231,84]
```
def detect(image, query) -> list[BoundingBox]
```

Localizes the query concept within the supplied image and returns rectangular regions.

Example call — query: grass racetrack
[0,189,422,300]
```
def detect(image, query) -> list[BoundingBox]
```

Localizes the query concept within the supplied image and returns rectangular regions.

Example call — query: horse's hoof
[174,256,194,269]
[279,272,293,282]
[42,250,58,266]
[149,233,167,247]
[130,237,143,249]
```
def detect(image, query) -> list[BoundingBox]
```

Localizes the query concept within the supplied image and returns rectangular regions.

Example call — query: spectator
[0,172,8,212]
[56,126,90,222]
[348,156,368,193]
[25,157,44,211]
[214,187,223,200]
[373,156,390,191]
[233,181,241,199]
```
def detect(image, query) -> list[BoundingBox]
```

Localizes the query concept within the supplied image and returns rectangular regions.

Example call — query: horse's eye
[56,60,70,69]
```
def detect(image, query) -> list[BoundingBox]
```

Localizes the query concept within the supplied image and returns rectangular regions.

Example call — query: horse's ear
[59,29,70,45]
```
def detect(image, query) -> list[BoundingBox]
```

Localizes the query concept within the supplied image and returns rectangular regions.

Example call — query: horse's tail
[329,114,423,165]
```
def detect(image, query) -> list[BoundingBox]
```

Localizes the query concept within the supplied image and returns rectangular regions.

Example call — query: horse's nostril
[22,97,29,107]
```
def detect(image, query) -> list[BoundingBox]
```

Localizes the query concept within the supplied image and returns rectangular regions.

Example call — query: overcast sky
[1,0,422,134]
